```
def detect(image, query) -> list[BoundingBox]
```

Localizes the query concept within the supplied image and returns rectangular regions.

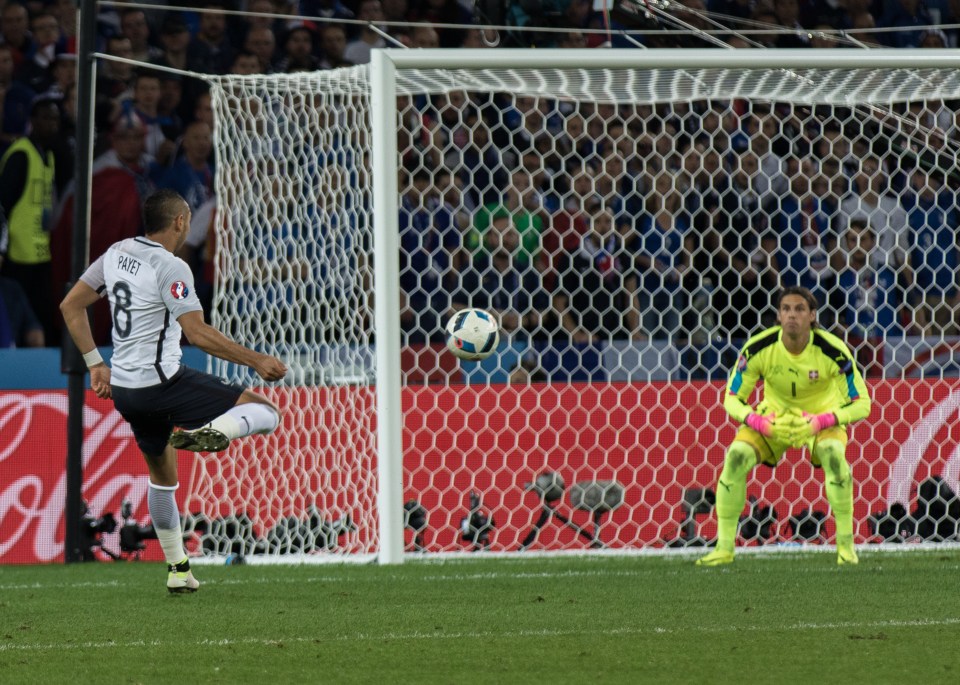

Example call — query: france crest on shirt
[170,281,190,299]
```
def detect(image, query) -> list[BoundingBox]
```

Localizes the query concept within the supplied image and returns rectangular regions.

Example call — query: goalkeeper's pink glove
[793,411,838,442]
[745,412,775,438]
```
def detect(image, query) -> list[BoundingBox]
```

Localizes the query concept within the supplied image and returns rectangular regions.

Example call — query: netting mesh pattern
[190,62,960,558]
[394,67,960,105]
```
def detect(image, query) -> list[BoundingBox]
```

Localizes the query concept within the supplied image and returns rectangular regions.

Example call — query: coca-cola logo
[0,392,151,562]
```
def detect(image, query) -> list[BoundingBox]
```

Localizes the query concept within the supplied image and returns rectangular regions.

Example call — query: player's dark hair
[143,189,186,235]
[776,286,819,328]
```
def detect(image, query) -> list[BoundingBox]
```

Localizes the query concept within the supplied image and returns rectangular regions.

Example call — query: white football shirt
[80,236,203,388]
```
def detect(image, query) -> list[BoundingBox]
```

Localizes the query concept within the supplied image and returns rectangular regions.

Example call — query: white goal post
[189,49,960,565]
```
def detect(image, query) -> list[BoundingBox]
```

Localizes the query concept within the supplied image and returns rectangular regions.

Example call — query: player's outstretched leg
[697,441,757,567]
[816,439,858,565]
[148,479,200,593]
[170,399,280,453]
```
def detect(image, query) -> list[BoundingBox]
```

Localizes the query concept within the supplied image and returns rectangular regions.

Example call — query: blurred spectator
[715,148,779,339]
[15,12,62,94]
[634,170,691,340]
[156,74,185,142]
[243,0,282,36]
[595,150,645,224]
[680,136,724,233]
[51,81,76,196]
[121,8,163,64]
[1,3,33,70]
[424,89,471,169]
[187,2,235,74]
[456,109,506,206]
[838,154,911,274]
[451,219,549,343]
[834,218,904,374]
[50,0,77,54]
[244,25,277,72]
[122,70,177,166]
[319,24,352,68]
[155,14,191,72]
[904,167,959,337]
[557,108,591,169]
[553,205,639,343]
[409,0,474,48]
[769,157,836,305]
[192,90,215,128]
[0,268,44,347]
[46,51,76,100]
[52,113,157,345]
[0,43,35,150]
[156,120,213,211]
[540,162,591,289]
[432,166,471,268]
[276,24,321,72]
[880,0,934,48]
[409,24,440,48]
[96,35,136,101]
[744,109,789,198]
[398,168,458,343]
[469,168,545,268]
[344,0,387,65]
[231,49,262,74]
[0,96,59,342]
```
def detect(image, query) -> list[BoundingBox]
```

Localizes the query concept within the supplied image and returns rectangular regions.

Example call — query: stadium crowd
[0,0,958,382]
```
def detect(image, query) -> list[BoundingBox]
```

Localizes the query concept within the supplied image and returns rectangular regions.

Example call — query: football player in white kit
[61,189,288,593]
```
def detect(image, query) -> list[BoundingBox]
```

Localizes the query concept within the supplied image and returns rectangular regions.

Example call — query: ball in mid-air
[445,308,499,361]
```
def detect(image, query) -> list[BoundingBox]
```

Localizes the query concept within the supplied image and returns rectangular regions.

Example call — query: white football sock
[204,403,280,439]
[149,482,186,565]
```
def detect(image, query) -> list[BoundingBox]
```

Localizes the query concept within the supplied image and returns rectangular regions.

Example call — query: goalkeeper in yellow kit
[697,286,872,567]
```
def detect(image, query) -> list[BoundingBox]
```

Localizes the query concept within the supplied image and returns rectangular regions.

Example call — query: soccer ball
[445,308,500,361]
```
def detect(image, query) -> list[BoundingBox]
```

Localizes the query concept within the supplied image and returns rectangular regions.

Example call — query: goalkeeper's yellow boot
[695,549,734,567]
[837,542,859,566]
[167,557,200,594]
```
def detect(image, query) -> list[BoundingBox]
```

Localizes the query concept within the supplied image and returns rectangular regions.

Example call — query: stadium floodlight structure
[150,48,960,564]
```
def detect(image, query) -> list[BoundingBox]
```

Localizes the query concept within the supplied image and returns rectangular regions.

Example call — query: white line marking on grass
[0,580,121,591]
[2,617,959,653]
[3,562,960,593]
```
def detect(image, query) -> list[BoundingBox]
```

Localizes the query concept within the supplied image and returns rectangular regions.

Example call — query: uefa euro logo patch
[736,355,748,372]
[170,281,190,299]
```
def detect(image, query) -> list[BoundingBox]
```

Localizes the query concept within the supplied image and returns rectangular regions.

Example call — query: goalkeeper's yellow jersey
[724,326,872,426]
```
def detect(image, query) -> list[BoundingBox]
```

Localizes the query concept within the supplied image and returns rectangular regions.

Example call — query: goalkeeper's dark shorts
[734,424,848,467]
[112,366,245,457]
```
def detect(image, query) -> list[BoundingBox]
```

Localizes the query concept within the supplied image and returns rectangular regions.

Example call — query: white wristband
[82,348,104,368]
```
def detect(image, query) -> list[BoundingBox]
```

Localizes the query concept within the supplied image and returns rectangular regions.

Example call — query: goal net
[188,49,960,561]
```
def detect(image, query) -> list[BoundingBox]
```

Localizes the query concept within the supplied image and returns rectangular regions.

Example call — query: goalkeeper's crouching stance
[697,286,872,567]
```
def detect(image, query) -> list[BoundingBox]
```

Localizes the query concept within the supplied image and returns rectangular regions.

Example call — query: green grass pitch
[2,550,959,684]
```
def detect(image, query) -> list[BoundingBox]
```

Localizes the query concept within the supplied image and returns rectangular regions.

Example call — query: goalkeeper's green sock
[713,441,757,554]
[817,440,856,562]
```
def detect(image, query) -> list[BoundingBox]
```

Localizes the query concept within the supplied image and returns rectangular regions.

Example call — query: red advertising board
[1,379,959,563]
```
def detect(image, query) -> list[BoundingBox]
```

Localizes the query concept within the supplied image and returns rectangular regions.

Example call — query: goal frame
[370,48,960,564]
